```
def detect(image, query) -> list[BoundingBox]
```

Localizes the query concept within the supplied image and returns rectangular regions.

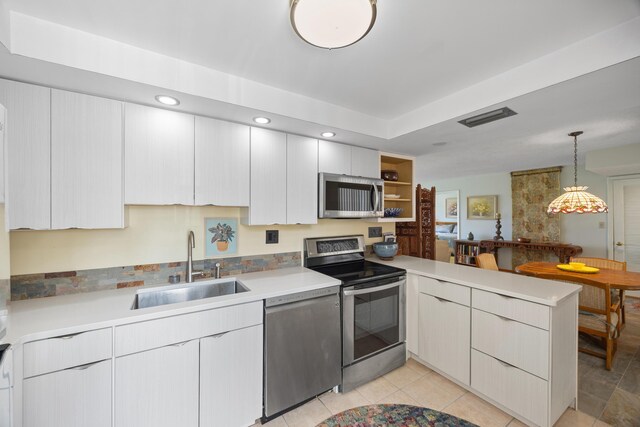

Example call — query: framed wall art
[205,218,238,256]
[445,197,458,219]
[467,195,497,220]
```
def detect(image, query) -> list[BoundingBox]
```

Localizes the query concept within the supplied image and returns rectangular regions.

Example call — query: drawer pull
[434,296,450,304]
[495,357,516,369]
[171,341,190,347]
[69,360,102,371]
[497,314,512,322]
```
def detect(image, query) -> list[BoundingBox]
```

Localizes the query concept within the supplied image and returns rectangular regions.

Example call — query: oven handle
[343,281,402,296]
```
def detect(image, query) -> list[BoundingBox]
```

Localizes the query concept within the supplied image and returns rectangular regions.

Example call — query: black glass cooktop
[310,260,405,286]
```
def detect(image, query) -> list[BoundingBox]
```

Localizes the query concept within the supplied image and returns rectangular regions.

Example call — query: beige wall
[10,205,395,275]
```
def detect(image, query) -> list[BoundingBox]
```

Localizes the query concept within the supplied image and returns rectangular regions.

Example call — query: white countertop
[3,256,581,346]
[371,256,581,306]
[1,266,340,345]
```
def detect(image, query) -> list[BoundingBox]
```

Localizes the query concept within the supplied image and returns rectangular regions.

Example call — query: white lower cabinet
[405,274,419,354]
[418,292,470,385]
[23,359,112,427]
[200,325,263,427]
[115,339,200,427]
[414,273,578,427]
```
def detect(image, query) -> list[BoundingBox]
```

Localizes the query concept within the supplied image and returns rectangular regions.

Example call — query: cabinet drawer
[23,327,112,378]
[471,349,548,427]
[115,301,262,356]
[472,309,549,379]
[472,288,549,330]
[419,276,470,306]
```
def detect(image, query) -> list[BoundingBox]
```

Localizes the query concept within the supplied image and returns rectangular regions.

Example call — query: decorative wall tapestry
[511,167,561,269]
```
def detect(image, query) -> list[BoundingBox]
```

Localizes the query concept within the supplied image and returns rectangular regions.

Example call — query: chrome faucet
[186,231,203,283]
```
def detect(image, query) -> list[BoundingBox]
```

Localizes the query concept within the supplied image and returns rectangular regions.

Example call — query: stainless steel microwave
[318,173,384,218]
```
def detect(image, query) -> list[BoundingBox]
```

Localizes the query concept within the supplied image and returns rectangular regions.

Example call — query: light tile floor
[257,356,610,427]
[256,301,640,427]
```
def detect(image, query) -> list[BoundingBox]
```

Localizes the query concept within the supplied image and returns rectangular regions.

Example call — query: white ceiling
[0,0,639,179]
[5,0,639,119]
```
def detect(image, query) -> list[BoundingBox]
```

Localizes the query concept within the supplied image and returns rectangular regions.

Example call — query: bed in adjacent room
[435,222,458,255]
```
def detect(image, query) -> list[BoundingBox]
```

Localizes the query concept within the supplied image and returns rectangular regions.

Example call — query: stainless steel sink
[131,279,249,310]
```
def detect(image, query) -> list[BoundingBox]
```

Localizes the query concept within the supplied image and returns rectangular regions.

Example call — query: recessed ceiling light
[155,95,180,106]
[432,142,447,146]
[321,132,336,138]
[253,117,271,124]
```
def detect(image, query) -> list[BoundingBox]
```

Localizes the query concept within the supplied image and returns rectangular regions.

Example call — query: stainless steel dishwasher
[263,286,341,420]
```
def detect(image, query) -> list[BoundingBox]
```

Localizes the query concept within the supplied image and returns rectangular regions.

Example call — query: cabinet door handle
[207,331,228,339]
[434,296,450,304]
[58,332,83,340]
[171,341,189,347]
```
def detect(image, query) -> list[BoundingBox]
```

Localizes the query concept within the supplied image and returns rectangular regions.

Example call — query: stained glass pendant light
[547,131,608,214]
[290,0,377,49]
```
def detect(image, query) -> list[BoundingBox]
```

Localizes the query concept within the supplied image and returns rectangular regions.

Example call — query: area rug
[317,404,478,427]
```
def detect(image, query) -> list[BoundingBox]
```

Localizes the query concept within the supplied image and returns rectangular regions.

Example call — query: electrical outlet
[266,230,279,244]
[368,227,383,238]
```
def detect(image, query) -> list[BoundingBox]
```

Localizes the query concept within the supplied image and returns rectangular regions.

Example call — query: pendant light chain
[573,133,578,187]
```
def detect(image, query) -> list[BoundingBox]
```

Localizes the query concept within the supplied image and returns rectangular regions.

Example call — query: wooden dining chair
[570,257,628,325]
[476,253,499,271]
[535,272,621,370]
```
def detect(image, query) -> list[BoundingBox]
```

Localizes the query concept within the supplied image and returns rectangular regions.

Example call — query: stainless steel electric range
[304,235,407,392]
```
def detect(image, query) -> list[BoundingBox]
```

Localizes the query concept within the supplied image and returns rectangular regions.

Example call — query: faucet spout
[186,231,202,283]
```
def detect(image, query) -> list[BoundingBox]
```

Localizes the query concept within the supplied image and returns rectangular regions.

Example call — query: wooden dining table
[515,261,640,291]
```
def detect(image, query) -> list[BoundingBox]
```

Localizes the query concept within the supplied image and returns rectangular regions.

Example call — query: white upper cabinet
[318,140,351,175]
[287,135,318,224]
[318,140,379,177]
[194,117,250,206]
[244,127,287,225]
[0,79,51,230]
[51,90,124,229]
[0,104,5,203]
[351,146,379,178]
[125,103,194,205]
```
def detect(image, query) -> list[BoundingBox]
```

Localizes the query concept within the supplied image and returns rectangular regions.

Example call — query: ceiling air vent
[458,107,517,128]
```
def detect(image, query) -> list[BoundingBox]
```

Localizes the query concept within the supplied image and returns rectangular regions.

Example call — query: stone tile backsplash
[10,251,302,301]
[0,279,9,309]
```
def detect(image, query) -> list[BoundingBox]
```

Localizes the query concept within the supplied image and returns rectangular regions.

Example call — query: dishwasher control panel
[265,285,341,307]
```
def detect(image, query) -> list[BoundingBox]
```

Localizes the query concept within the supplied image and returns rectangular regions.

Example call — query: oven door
[342,276,406,366]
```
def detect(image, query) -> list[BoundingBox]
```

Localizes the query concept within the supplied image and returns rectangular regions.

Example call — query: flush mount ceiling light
[458,107,517,128]
[155,95,180,106]
[253,117,271,124]
[547,131,608,214]
[321,131,336,138]
[290,0,377,49]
